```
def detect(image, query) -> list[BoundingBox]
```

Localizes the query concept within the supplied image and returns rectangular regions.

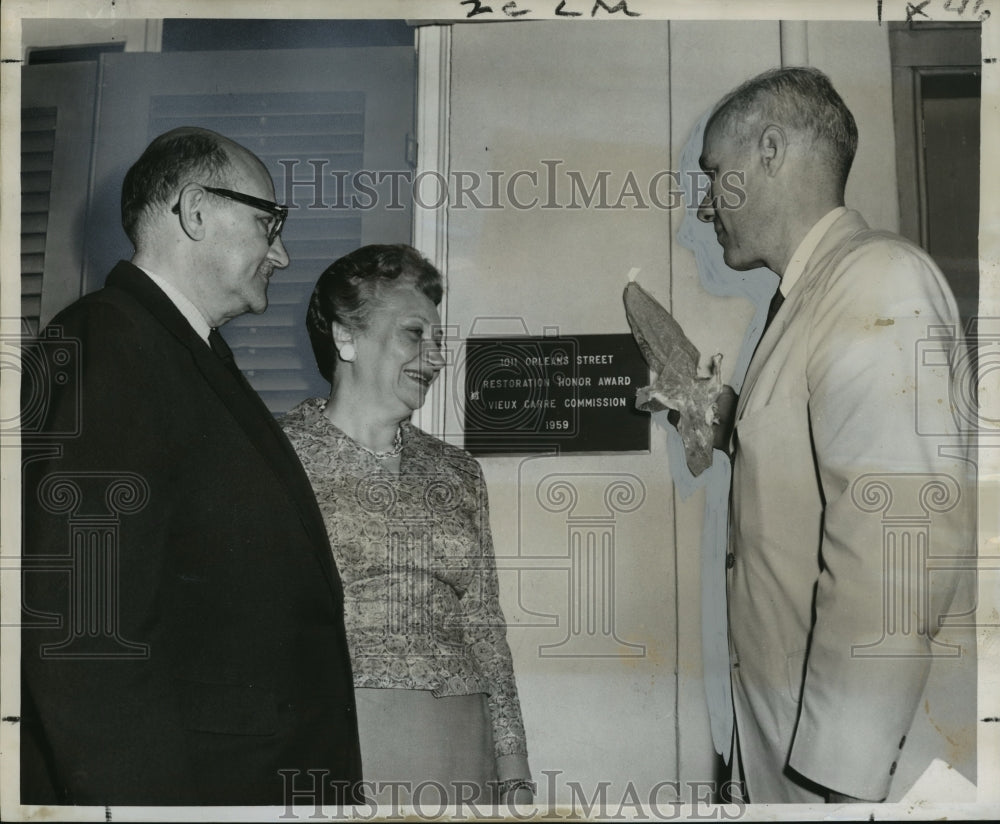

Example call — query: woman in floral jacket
[281,244,531,806]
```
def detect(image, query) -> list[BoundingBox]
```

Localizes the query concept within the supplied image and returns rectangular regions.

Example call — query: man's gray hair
[708,66,859,190]
[121,127,234,247]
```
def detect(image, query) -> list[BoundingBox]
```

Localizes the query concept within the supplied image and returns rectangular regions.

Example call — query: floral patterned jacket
[281,399,529,773]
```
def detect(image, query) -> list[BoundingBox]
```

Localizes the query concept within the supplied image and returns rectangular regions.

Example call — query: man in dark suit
[21,127,362,806]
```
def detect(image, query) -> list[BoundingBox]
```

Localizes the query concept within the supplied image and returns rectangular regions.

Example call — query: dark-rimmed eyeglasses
[172,185,288,246]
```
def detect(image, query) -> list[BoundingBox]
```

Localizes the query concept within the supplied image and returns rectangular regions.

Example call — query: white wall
[446,20,679,804]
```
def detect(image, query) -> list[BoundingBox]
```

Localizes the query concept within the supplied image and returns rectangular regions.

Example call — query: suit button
[889,761,897,776]
[726,552,736,569]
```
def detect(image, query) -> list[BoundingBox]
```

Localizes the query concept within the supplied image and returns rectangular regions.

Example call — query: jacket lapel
[736,210,870,421]
[106,262,340,597]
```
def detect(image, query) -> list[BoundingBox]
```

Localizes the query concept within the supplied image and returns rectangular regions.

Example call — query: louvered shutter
[20,61,98,335]
[20,108,56,338]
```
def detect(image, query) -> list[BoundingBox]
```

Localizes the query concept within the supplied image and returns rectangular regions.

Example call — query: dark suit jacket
[21,261,362,806]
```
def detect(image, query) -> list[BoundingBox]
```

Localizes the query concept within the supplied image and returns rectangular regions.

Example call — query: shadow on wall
[655,111,779,768]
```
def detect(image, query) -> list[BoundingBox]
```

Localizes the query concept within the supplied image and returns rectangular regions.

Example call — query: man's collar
[779,206,848,297]
[133,265,213,343]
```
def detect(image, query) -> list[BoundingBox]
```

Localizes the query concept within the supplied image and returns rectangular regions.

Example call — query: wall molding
[412,24,453,441]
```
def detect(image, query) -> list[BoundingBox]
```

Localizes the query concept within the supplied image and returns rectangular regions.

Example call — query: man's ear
[174,183,208,241]
[759,125,788,177]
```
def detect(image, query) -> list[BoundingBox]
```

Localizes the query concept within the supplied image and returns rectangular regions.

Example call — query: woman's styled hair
[306,244,444,384]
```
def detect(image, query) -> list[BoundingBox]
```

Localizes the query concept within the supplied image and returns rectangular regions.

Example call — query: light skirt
[354,687,496,806]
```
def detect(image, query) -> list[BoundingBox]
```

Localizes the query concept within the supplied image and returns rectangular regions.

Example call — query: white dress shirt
[136,265,213,344]
[779,206,848,297]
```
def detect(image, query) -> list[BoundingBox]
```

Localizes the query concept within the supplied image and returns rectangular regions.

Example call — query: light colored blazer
[728,210,976,802]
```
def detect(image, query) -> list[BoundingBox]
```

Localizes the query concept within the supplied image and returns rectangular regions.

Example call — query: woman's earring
[339,342,357,363]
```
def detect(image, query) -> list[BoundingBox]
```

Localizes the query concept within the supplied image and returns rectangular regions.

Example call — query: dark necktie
[737,287,786,455]
[208,328,242,378]
[764,287,785,331]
